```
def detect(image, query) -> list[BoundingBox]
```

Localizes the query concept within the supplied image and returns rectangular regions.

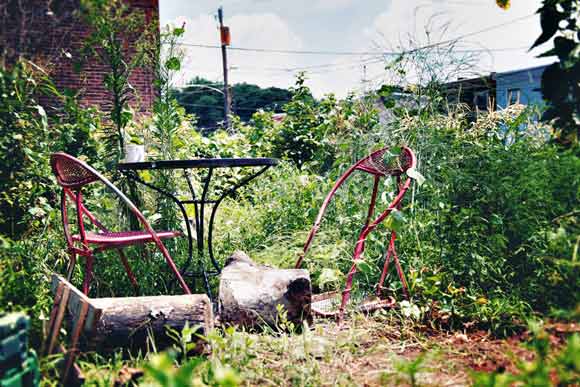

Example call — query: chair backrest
[355,146,415,177]
[296,146,416,268]
[50,152,148,243]
[51,153,100,189]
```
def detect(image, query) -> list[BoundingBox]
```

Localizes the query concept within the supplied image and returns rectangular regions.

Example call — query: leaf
[355,259,376,276]
[172,26,185,37]
[383,98,396,109]
[378,84,396,97]
[166,57,181,71]
[140,170,152,183]
[541,63,567,103]
[531,5,562,49]
[407,167,425,186]
[35,105,47,129]
[148,213,162,224]
[385,209,406,233]
[553,37,576,62]
[495,0,510,10]
[317,268,341,290]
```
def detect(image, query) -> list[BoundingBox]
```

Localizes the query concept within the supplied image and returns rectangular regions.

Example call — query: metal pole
[218,7,231,129]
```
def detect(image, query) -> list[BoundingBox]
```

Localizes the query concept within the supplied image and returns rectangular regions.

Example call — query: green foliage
[532,0,580,147]
[143,351,241,387]
[1,13,579,384]
[212,77,579,334]
[495,0,511,10]
[79,0,155,162]
[271,73,330,169]
[147,25,191,234]
[395,352,427,387]
[173,77,291,129]
[0,60,101,239]
[0,60,102,346]
[472,324,580,386]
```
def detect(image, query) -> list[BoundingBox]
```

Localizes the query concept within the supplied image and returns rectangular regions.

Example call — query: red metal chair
[50,152,191,295]
[295,146,417,321]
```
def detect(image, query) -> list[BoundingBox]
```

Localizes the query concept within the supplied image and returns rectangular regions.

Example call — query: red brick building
[0,0,159,111]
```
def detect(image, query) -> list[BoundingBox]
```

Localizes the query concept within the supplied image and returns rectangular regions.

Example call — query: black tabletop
[118,157,279,171]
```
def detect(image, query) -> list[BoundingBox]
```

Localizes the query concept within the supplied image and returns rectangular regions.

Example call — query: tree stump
[50,275,213,353]
[218,251,312,329]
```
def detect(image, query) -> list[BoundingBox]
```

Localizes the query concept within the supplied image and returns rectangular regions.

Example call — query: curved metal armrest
[296,146,417,268]
[295,163,359,268]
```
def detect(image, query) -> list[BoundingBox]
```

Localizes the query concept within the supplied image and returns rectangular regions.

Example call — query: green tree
[0,61,101,238]
[531,0,580,147]
[79,0,155,163]
[173,77,291,130]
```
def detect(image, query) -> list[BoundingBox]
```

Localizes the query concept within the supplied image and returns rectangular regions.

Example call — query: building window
[507,88,521,105]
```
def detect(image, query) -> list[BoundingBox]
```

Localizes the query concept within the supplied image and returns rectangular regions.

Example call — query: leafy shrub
[0,61,101,238]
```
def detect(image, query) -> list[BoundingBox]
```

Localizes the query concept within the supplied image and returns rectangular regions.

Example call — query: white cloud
[166,0,553,98]
[171,13,304,91]
[365,0,552,79]
[314,0,354,11]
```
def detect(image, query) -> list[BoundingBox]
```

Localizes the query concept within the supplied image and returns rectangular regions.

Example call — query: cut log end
[219,251,312,329]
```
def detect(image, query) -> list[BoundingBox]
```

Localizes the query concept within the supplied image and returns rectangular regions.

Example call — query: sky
[160,0,553,98]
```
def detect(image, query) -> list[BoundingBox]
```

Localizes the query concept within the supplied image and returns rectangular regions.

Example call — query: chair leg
[338,262,358,323]
[154,241,191,294]
[392,248,410,299]
[82,254,94,295]
[117,249,139,295]
[376,232,396,296]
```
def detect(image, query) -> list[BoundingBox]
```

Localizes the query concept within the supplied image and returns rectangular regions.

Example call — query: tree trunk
[90,294,213,352]
[218,251,311,329]
[50,275,213,354]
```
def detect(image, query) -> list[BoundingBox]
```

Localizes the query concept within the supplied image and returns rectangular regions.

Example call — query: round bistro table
[118,158,278,299]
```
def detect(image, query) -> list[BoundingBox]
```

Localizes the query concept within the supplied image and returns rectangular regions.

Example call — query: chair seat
[73,230,182,247]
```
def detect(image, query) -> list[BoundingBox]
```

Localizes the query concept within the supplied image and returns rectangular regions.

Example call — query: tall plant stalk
[79,0,154,164]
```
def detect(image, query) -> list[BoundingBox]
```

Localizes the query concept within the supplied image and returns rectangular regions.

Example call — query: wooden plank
[47,285,70,355]
[50,274,101,334]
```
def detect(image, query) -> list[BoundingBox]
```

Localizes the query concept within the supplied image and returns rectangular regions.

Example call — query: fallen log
[49,275,213,353]
[218,251,312,329]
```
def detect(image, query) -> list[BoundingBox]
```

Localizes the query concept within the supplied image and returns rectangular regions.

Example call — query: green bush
[0,61,101,238]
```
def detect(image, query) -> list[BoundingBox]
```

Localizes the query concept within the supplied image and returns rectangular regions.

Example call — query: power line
[178,102,264,112]
[405,14,535,54]
[175,14,535,57]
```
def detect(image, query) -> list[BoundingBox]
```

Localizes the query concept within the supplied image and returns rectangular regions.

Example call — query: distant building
[443,74,497,114]
[495,64,548,109]
[442,64,551,114]
[0,0,159,111]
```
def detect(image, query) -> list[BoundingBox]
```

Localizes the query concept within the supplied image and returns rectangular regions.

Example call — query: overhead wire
[174,13,535,57]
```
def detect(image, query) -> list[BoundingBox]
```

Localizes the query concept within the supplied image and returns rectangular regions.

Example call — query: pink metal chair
[295,146,417,321]
[50,152,191,295]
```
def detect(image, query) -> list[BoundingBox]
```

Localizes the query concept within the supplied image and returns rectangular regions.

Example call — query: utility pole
[217,7,231,129]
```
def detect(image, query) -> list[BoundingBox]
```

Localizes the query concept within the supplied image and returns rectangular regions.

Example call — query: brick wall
[0,0,159,112]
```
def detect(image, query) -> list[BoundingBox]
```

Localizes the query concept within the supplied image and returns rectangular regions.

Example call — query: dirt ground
[242,317,579,386]
[78,317,578,386]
